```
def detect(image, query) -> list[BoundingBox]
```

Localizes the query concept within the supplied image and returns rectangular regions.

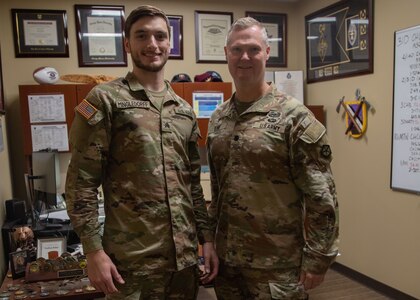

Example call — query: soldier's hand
[200,242,219,284]
[299,270,325,290]
[87,249,125,294]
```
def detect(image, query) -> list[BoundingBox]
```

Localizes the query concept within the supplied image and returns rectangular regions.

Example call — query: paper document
[275,71,304,103]
[31,124,69,151]
[28,94,66,123]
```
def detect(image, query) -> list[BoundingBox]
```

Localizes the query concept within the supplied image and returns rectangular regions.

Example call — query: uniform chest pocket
[209,121,231,134]
[112,109,163,147]
[166,112,195,146]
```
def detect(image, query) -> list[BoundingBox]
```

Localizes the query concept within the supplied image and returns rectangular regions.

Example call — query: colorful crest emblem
[344,100,367,138]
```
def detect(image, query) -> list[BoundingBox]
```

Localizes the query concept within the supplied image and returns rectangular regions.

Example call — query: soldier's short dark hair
[124,5,170,38]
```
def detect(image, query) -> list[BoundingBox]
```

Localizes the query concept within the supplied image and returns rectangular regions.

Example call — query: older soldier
[66,5,218,299]
[206,17,339,299]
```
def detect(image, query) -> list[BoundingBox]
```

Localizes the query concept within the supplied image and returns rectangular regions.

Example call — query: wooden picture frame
[11,9,69,58]
[10,250,29,279]
[37,237,66,259]
[74,5,127,67]
[168,15,183,60]
[246,11,287,67]
[195,11,233,63]
[305,0,374,83]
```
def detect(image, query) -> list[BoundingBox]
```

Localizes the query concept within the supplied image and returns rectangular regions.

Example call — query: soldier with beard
[66,5,218,299]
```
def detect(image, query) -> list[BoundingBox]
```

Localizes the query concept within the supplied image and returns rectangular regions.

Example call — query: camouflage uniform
[206,85,339,299]
[66,72,212,298]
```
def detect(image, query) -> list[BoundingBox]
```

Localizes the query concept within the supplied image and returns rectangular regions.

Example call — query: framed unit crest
[305,0,374,83]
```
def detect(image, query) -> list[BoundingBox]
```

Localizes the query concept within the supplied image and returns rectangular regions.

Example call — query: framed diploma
[195,11,233,63]
[246,12,287,67]
[11,9,69,58]
[75,5,127,67]
[168,15,183,60]
[305,0,374,83]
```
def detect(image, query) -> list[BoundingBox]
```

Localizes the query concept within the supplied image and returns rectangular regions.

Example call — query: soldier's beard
[132,56,168,72]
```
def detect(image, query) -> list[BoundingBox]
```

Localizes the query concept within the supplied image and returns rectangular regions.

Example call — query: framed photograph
[75,5,127,67]
[168,15,183,60]
[37,237,66,260]
[246,12,287,67]
[10,250,29,279]
[11,9,69,58]
[305,0,374,83]
[195,11,233,63]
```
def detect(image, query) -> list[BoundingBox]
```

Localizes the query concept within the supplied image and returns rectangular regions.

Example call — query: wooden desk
[0,272,104,300]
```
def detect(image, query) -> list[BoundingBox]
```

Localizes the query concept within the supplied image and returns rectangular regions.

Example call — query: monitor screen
[31,152,60,212]
[192,92,224,118]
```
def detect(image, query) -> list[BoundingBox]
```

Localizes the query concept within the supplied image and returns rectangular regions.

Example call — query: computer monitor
[192,92,224,118]
[31,152,61,214]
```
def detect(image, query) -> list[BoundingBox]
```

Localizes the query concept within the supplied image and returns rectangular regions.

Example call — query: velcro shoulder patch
[116,100,150,109]
[76,99,98,120]
[299,117,326,144]
[175,107,194,119]
[88,110,105,126]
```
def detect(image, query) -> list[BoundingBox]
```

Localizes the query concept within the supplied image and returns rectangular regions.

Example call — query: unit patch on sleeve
[76,99,98,120]
[321,145,332,158]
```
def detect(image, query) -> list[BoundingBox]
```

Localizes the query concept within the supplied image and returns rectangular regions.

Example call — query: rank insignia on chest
[76,99,98,120]
[162,121,172,132]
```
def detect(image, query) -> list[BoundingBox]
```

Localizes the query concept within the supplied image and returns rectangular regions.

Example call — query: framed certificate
[168,15,183,60]
[37,237,66,259]
[305,0,374,83]
[246,12,287,67]
[11,9,69,58]
[195,11,233,63]
[75,5,127,67]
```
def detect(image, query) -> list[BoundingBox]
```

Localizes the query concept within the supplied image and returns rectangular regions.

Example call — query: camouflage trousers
[214,260,308,300]
[106,265,199,300]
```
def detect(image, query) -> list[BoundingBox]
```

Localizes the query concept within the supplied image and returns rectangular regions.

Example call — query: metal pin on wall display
[336,89,373,139]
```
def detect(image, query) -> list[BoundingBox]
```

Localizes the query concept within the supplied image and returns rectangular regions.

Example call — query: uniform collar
[242,83,276,114]
[124,72,183,106]
[219,83,279,118]
[124,72,144,91]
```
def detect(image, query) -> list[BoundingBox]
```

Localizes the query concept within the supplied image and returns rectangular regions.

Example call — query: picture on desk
[37,237,66,260]
[10,250,29,279]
